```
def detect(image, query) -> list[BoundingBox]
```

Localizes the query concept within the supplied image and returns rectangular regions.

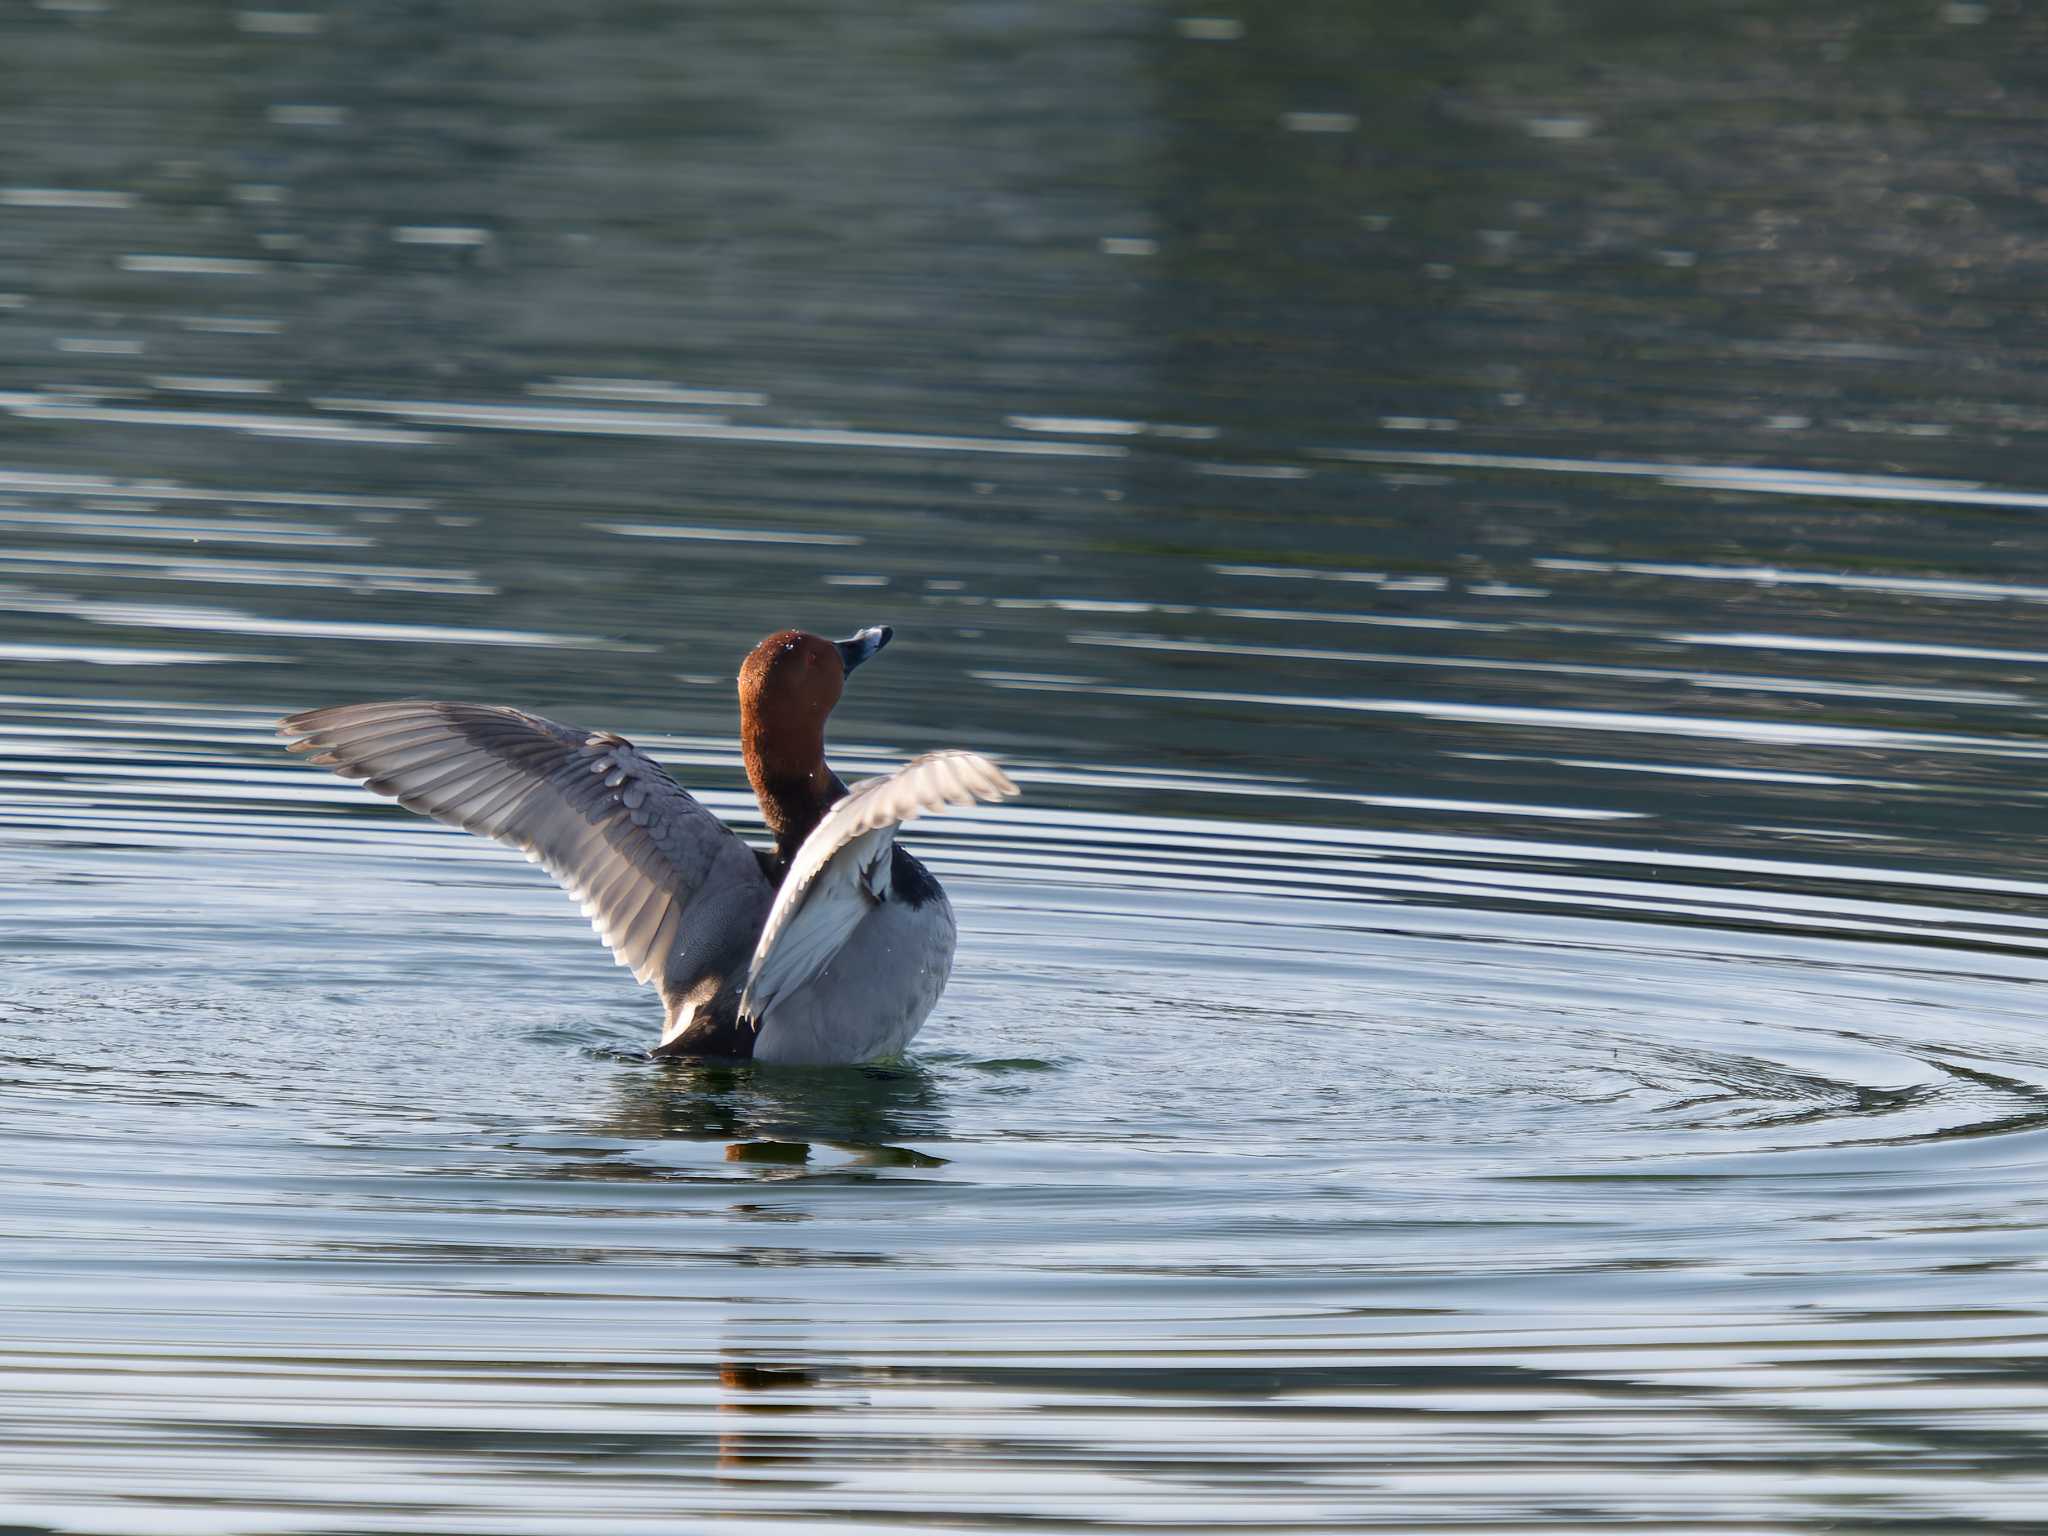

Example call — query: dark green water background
[3,2,2047,1530]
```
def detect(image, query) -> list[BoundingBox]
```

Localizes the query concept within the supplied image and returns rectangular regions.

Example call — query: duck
[278,626,1018,1064]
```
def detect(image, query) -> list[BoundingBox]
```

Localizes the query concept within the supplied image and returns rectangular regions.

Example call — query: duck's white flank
[741,750,1018,1024]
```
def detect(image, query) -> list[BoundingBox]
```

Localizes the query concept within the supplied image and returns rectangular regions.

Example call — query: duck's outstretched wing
[279,701,773,1008]
[740,750,1017,1024]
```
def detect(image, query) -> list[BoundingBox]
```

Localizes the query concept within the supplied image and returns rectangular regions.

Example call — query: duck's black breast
[890,844,943,908]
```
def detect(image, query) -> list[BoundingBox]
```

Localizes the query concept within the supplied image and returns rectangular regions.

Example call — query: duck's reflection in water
[717,1350,825,1474]
[600,1057,951,1167]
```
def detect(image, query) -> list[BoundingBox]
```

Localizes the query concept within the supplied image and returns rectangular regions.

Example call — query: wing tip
[736,982,768,1028]
[983,759,1021,801]
[277,709,322,746]
[942,750,1020,806]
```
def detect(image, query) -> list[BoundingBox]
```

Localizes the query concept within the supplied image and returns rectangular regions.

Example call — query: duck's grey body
[280,671,1013,1064]
[749,855,956,1065]
[654,837,957,1066]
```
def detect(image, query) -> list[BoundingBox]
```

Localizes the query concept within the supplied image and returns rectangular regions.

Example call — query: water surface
[3,2,2048,1530]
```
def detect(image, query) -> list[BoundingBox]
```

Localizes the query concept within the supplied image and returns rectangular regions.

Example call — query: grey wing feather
[740,750,1017,1022]
[279,701,772,1008]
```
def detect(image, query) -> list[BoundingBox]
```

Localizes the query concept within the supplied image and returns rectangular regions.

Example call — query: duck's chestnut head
[738,625,892,843]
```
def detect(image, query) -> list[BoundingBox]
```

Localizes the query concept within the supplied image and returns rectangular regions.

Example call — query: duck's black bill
[836,625,892,675]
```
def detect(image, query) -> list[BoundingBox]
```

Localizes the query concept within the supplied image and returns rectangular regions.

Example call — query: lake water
[4,2,2048,1530]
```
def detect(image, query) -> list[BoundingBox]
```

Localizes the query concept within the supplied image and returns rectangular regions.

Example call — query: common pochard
[280,626,1017,1064]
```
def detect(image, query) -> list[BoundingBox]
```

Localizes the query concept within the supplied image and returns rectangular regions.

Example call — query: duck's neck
[742,713,842,866]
